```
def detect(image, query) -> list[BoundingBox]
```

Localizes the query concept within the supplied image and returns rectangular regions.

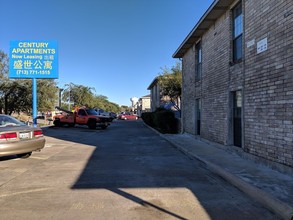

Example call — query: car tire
[17,152,32,159]
[54,119,62,127]
[88,120,96,129]
[68,123,75,127]
[101,125,107,130]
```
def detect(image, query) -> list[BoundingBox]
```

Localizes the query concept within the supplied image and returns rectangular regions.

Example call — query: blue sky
[1,0,213,106]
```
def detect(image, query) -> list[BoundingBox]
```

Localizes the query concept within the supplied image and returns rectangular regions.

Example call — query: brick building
[148,77,161,112]
[137,95,151,117]
[147,77,171,112]
[173,0,293,167]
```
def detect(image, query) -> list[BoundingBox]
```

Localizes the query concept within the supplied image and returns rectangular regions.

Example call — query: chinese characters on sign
[9,41,58,79]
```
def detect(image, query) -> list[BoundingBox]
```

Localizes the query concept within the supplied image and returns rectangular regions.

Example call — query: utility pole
[68,84,71,111]
[58,88,63,107]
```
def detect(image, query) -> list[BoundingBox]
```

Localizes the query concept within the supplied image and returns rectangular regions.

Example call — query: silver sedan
[0,114,45,158]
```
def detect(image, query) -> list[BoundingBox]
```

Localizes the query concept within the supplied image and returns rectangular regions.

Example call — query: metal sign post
[32,78,37,126]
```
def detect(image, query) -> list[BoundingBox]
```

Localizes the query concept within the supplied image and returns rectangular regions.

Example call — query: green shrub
[141,112,154,127]
[154,109,177,133]
[142,109,178,134]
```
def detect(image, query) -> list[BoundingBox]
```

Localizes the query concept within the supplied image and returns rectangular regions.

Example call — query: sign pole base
[33,78,37,127]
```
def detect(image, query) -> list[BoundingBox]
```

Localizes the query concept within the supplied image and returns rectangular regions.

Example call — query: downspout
[242,0,246,150]
[179,57,184,134]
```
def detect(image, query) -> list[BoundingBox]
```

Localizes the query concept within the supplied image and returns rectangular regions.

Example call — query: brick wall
[181,0,293,167]
[183,11,234,144]
[200,13,232,144]
[182,47,196,134]
[244,0,293,166]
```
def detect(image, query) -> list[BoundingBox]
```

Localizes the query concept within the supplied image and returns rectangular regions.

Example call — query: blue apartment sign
[9,40,58,79]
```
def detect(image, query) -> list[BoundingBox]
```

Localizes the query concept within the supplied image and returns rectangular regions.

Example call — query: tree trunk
[4,94,8,115]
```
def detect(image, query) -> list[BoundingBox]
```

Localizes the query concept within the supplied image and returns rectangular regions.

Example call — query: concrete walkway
[157,132,293,220]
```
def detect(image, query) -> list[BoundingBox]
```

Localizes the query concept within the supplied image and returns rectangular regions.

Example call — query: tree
[37,79,58,112]
[93,95,120,113]
[59,83,121,113]
[120,105,131,112]
[0,51,31,114]
[62,83,96,109]
[158,62,182,110]
[0,79,31,115]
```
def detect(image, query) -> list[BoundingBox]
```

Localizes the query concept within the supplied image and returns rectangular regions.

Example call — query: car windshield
[86,109,98,115]
[0,115,25,127]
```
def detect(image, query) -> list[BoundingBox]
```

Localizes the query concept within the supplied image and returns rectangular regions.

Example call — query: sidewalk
[160,133,293,220]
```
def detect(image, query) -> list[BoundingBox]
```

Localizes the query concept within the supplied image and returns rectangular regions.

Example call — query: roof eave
[147,77,159,90]
[173,0,234,58]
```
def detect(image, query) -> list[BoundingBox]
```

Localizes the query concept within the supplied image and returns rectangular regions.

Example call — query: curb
[141,122,293,220]
[163,136,293,220]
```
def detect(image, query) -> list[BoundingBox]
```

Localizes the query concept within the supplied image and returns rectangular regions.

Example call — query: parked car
[95,109,116,121]
[0,114,46,158]
[118,112,138,120]
[109,112,117,119]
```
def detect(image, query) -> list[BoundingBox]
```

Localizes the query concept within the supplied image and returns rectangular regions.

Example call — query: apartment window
[196,42,202,79]
[232,2,243,62]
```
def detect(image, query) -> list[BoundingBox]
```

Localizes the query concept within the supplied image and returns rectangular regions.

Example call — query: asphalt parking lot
[0,120,280,220]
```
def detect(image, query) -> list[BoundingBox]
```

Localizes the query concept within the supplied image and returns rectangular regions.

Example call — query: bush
[141,112,154,127]
[142,108,178,134]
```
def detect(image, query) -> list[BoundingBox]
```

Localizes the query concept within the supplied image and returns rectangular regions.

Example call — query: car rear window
[0,115,25,127]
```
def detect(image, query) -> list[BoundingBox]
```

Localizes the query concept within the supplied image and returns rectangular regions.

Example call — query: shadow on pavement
[43,120,278,220]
